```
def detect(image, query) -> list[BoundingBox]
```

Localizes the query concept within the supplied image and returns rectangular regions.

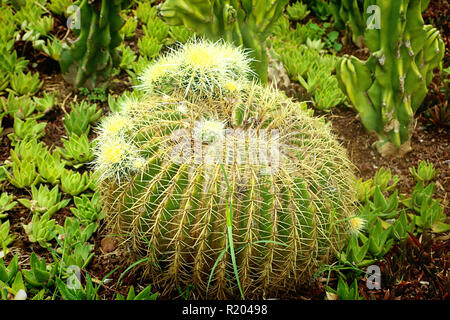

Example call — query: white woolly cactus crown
[93,39,358,299]
[137,39,254,100]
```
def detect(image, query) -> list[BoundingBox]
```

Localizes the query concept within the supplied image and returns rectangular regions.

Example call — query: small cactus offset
[337,0,445,158]
[138,39,254,102]
[59,0,132,89]
[157,0,289,84]
[94,40,357,299]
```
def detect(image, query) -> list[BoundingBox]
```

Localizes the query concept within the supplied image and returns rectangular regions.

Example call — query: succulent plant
[120,15,138,39]
[94,40,357,298]
[18,184,70,216]
[138,35,162,59]
[37,149,66,185]
[23,212,62,247]
[336,0,445,158]
[61,170,91,196]
[0,193,17,219]
[286,1,310,21]
[8,117,47,146]
[59,0,132,89]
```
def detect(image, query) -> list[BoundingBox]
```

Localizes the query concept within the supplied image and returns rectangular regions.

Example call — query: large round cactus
[94,40,357,299]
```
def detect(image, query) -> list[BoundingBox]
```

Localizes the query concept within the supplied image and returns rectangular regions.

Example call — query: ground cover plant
[0,0,448,301]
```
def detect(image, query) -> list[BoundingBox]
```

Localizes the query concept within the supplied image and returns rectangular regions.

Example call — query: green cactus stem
[337,0,444,158]
[329,0,366,47]
[330,0,431,48]
[59,0,131,89]
[157,0,289,84]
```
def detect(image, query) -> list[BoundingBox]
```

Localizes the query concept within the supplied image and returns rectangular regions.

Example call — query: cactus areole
[59,0,131,89]
[94,40,358,299]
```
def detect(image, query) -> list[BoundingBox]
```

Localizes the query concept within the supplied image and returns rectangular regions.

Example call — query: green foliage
[168,25,195,44]
[24,15,54,37]
[158,0,290,83]
[23,253,56,288]
[0,193,17,219]
[64,101,101,136]
[59,0,131,89]
[415,198,449,233]
[0,255,26,300]
[272,40,345,110]
[409,160,436,183]
[365,220,394,258]
[134,0,157,24]
[337,1,445,157]
[118,44,137,70]
[373,167,399,193]
[60,170,91,196]
[0,220,15,251]
[1,94,38,120]
[391,211,414,241]
[8,71,43,96]
[58,217,97,248]
[306,0,331,21]
[70,192,103,226]
[61,243,94,269]
[120,16,138,39]
[126,55,151,85]
[138,35,162,59]
[116,285,158,300]
[23,212,62,247]
[143,18,169,43]
[327,277,363,300]
[8,117,47,146]
[33,38,62,61]
[0,255,19,285]
[107,91,142,113]
[33,92,58,114]
[336,236,375,268]
[56,273,98,300]
[286,1,310,21]
[305,38,326,52]
[18,185,70,216]
[4,149,40,189]
[37,150,66,185]
[59,133,96,167]
[0,50,29,76]
[13,139,47,163]
[401,181,450,233]
[79,87,108,103]
[47,0,73,17]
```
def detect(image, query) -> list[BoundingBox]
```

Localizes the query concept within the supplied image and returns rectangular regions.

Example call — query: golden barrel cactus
[94,40,357,299]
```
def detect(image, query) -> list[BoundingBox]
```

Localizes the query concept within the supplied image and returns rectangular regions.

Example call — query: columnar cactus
[94,40,357,299]
[60,0,131,89]
[156,0,289,84]
[337,0,444,158]
[329,0,366,47]
[329,0,431,48]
